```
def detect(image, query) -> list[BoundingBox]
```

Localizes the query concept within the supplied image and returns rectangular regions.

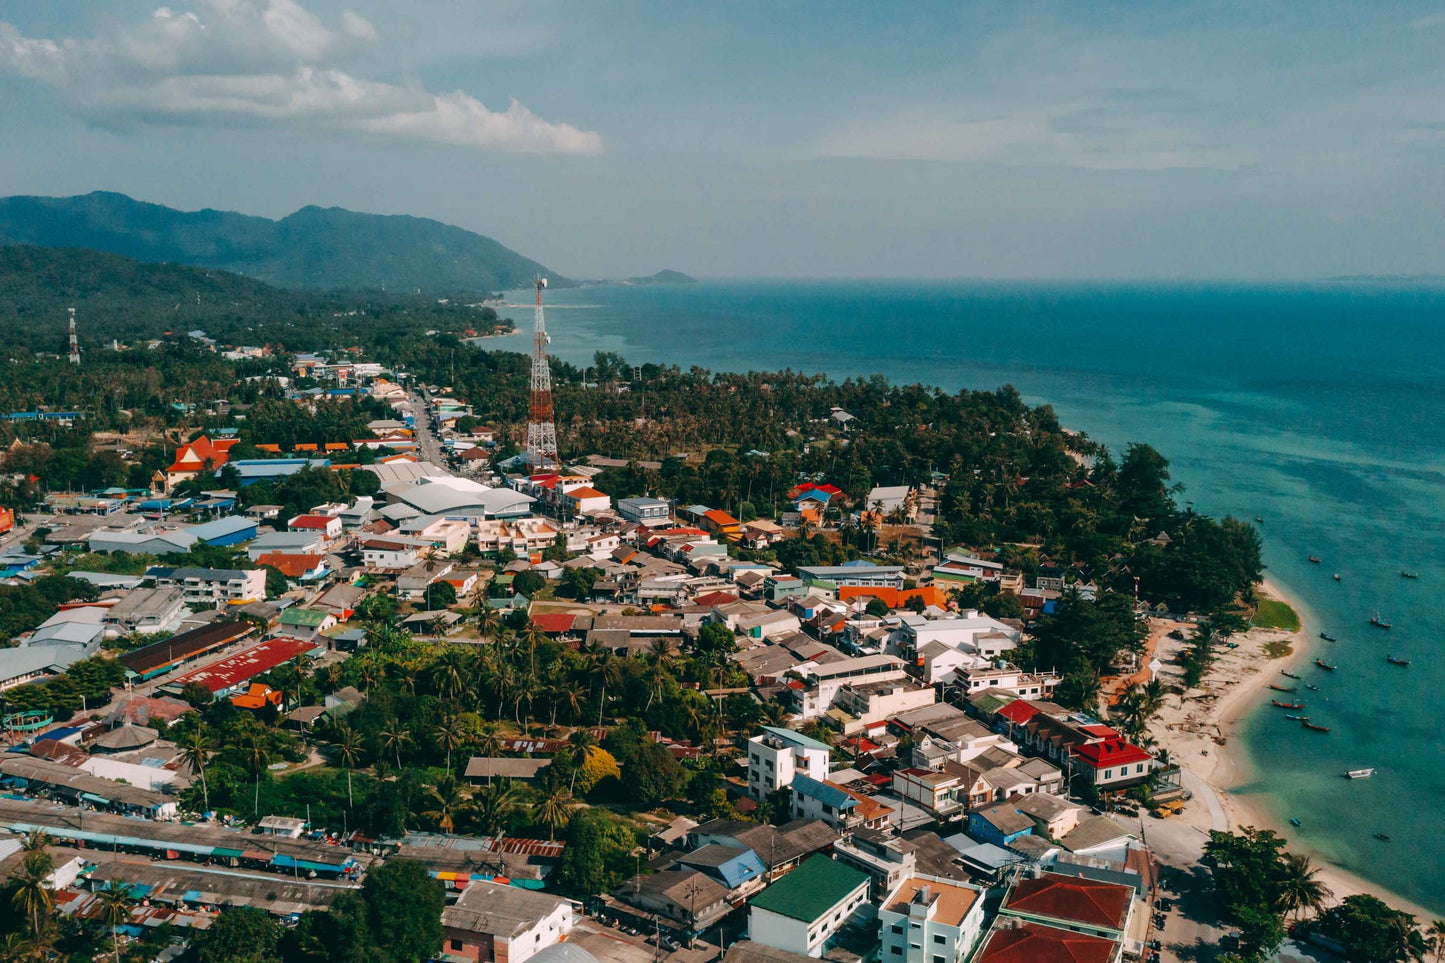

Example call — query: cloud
[0,1,601,155]
[1409,12,1445,28]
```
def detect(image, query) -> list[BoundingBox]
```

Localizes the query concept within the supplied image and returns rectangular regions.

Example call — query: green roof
[749,855,868,923]
[279,607,328,627]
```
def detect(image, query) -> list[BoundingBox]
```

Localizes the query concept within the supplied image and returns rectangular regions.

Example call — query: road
[408,392,449,468]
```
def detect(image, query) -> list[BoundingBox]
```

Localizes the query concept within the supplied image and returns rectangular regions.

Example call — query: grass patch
[1263,639,1293,659]
[1253,597,1300,632]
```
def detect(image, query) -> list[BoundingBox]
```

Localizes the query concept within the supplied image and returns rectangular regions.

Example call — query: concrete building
[878,877,986,963]
[155,566,266,604]
[617,497,671,525]
[747,855,870,958]
[998,872,1135,950]
[441,880,574,963]
[104,586,186,635]
[797,564,906,591]
[788,774,894,832]
[789,655,907,720]
[748,727,831,800]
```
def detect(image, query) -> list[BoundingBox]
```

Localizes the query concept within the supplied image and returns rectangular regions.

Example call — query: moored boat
[1315,659,1337,671]
[1319,632,1337,642]
[1370,614,1392,629]
[1272,700,1305,709]
[1333,573,1341,581]
[1400,571,1418,579]
[1302,721,1331,732]
[1281,670,1300,679]
[1308,555,1321,564]
[1386,655,1410,666]
[1284,714,1309,721]
[1289,817,1301,827]
[1374,832,1391,841]
[1346,768,1376,779]
[1305,684,1319,691]
[1268,683,1296,692]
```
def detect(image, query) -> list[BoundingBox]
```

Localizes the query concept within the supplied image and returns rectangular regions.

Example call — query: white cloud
[0,1,601,155]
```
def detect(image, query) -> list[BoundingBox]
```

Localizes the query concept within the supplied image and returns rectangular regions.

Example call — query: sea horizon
[497,277,1445,913]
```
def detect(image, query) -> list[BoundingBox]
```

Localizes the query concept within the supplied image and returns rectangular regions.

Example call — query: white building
[442,879,574,963]
[748,855,871,958]
[157,567,266,604]
[790,654,908,719]
[878,877,986,963]
[748,726,831,800]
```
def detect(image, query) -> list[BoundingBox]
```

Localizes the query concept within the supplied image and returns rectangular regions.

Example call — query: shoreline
[1147,575,1437,922]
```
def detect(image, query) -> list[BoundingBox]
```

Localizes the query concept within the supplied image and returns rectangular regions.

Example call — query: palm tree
[477,604,501,641]
[177,725,214,814]
[475,722,505,780]
[473,779,519,842]
[421,775,472,834]
[95,880,136,963]
[560,680,586,724]
[434,713,464,771]
[536,788,572,840]
[594,652,623,727]
[1274,852,1332,921]
[246,734,271,816]
[380,721,413,768]
[336,725,364,810]
[1428,920,1445,963]
[429,649,467,701]
[10,836,52,939]
[567,728,597,794]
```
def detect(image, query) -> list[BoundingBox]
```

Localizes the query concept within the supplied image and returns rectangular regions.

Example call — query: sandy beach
[1144,576,1437,923]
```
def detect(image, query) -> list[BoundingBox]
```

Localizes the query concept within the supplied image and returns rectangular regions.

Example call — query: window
[1103,769,1112,779]
[890,948,902,956]
[891,925,904,936]
[1137,763,1145,773]
[933,935,946,945]
[450,940,463,952]
[933,956,946,963]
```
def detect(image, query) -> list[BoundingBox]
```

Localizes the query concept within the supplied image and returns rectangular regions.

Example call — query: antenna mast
[67,308,80,365]
[525,278,559,471]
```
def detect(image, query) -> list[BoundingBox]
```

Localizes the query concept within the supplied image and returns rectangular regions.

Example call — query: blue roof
[184,516,257,541]
[760,725,833,754]
[35,726,83,742]
[788,774,856,813]
[678,844,767,889]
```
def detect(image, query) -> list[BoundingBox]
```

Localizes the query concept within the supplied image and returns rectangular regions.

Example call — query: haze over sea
[494,279,1445,910]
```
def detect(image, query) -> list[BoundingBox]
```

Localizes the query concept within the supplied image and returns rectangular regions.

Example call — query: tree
[1274,852,1331,921]
[95,880,136,963]
[379,721,413,768]
[630,740,689,807]
[1426,919,1445,963]
[178,726,214,813]
[695,621,736,660]
[196,906,281,963]
[864,597,890,618]
[555,808,638,897]
[536,787,573,840]
[512,570,545,597]
[421,775,472,833]
[1204,828,1289,959]
[180,680,214,708]
[472,779,519,843]
[1309,895,1428,963]
[336,725,364,810]
[573,746,621,796]
[246,733,271,816]
[263,565,288,598]
[10,832,53,938]
[358,859,444,963]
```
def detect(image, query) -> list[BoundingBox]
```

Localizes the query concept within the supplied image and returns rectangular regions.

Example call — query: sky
[3,1,1445,279]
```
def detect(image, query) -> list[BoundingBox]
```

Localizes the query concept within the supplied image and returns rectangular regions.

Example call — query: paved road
[408,392,449,467]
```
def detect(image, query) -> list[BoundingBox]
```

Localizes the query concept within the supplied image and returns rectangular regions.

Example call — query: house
[255,552,330,584]
[878,877,986,963]
[674,844,769,896]
[864,485,912,516]
[397,515,472,555]
[891,768,965,820]
[617,496,671,525]
[613,869,732,936]
[747,855,870,958]
[562,486,611,516]
[798,564,905,591]
[288,513,344,540]
[441,880,574,963]
[1069,736,1155,791]
[967,799,1039,848]
[164,435,239,489]
[183,515,258,547]
[155,566,266,604]
[973,919,1121,963]
[398,560,454,600]
[702,509,742,537]
[464,757,552,785]
[788,655,908,720]
[277,607,337,639]
[87,529,196,556]
[788,774,894,831]
[103,586,186,635]
[257,815,307,838]
[998,873,1135,954]
[748,726,832,800]
[361,538,422,570]
[245,530,328,560]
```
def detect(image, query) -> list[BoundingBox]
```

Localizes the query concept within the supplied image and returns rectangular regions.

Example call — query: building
[973,919,1121,963]
[441,880,574,963]
[361,538,423,570]
[255,552,330,584]
[1069,737,1155,791]
[797,564,906,591]
[104,586,186,635]
[277,607,337,639]
[789,655,908,720]
[184,515,259,547]
[878,877,986,963]
[288,514,344,540]
[747,855,870,958]
[155,566,266,604]
[164,435,239,489]
[87,529,196,556]
[748,727,831,800]
[117,620,256,681]
[998,872,1134,947]
[617,496,671,525]
[562,487,611,516]
[257,816,307,838]
[788,774,893,831]
[832,829,917,901]
[162,637,317,698]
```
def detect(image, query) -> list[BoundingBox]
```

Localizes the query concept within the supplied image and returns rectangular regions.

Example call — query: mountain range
[0,191,566,293]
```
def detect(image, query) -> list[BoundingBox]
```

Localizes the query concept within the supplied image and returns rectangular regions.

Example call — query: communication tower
[525,278,559,471]
[67,308,80,365]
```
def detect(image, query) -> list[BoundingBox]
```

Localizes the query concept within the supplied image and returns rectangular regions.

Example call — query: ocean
[490,279,1445,910]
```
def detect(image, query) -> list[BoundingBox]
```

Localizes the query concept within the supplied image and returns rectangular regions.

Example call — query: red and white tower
[526,278,559,471]
[67,307,80,365]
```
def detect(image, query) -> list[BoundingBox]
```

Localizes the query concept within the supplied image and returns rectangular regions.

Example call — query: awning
[80,792,110,805]
[212,848,244,859]
[241,850,272,861]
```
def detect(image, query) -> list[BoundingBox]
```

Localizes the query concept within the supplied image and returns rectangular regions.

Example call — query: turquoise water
[494,280,1445,910]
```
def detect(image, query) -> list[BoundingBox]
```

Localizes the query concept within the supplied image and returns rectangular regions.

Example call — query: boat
[1315,659,1337,671]
[1401,571,1419,579]
[1305,684,1320,691]
[1281,670,1301,679]
[1386,655,1411,666]
[1333,573,1341,581]
[1308,556,1321,564]
[1319,632,1337,642]
[1374,832,1392,841]
[1346,768,1376,779]
[1271,700,1305,709]
[1302,722,1331,733]
[1289,817,1300,827]
[1370,614,1392,629]
[1255,515,1264,524]
[1284,714,1309,721]
[1268,684,1296,693]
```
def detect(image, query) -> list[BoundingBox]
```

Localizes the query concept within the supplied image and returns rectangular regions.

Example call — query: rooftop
[974,920,1119,963]
[886,877,979,927]
[748,854,868,923]
[1002,872,1133,931]
[444,879,569,939]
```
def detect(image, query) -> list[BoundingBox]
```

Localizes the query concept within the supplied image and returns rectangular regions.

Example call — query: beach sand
[1146,576,1435,921]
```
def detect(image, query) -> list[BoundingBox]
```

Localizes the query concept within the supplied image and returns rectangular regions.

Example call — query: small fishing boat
[1370,614,1392,629]
[1346,768,1376,779]
[1315,659,1337,671]
[1386,655,1411,666]
[1319,632,1337,642]
[1305,684,1320,691]
[1333,573,1341,581]
[1374,832,1391,841]
[1281,670,1301,679]
[1289,817,1301,827]
[1302,721,1331,733]
[1255,515,1264,524]
[1271,700,1305,709]
[1268,684,1296,693]
[1285,714,1309,721]
[1308,555,1322,564]
[1400,571,1419,579]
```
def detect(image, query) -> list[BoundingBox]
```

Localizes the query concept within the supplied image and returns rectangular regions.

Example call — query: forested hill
[0,245,509,355]
[0,191,568,293]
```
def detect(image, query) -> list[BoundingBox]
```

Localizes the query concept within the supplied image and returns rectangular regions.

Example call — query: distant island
[0,191,568,294]
[583,269,698,286]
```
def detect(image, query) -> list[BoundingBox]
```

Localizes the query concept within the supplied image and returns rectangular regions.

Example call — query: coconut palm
[178,726,214,814]
[1274,852,1332,921]
[95,880,136,963]
[10,837,52,939]
[475,721,504,764]
[567,728,597,794]
[421,775,472,834]
[536,788,572,840]
[336,725,364,810]
[246,733,271,816]
[434,713,464,771]
[594,652,623,727]
[1428,920,1445,963]
[559,680,586,724]
[429,649,468,701]
[473,779,519,842]
[379,721,413,768]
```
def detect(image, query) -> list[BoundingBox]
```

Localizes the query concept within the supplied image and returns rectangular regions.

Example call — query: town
[0,281,1408,963]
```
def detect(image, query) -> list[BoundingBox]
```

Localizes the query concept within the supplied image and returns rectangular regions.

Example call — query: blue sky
[3,1,1445,278]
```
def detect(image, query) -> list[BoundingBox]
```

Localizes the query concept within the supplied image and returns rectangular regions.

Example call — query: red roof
[998,700,1043,725]
[289,514,337,531]
[796,482,843,496]
[530,613,577,633]
[694,591,740,607]
[255,552,325,578]
[703,509,740,526]
[566,486,607,500]
[976,921,1118,963]
[1071,737,1153,769]
[169,637,318,694]
[165,435,237,474]
[1079,724,1121,738]
[1002,873,1133,931]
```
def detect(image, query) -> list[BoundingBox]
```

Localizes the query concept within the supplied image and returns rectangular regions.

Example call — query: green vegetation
[1252,597,1300,631]
[1297,895,1430,962]
[0,191,566,292]
[1204,828,1336,962]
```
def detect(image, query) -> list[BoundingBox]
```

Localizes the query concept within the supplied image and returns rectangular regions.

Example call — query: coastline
[1144,575,1437,922]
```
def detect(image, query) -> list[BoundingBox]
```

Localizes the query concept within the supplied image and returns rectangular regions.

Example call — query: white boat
[1345,768,1376,779]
